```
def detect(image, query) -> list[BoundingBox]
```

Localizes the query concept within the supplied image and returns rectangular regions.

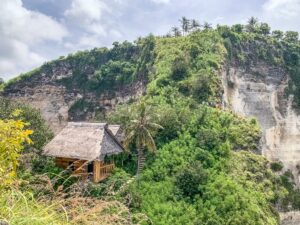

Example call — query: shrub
[270,161,284,172]
[175,163,207,198]
[171,55,189,80]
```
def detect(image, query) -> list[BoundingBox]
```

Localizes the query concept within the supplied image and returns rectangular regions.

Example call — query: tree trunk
[137,145,145,176]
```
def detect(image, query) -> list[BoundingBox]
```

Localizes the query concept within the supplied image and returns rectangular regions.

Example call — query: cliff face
[222,62,300,183]
[2,60,145,133]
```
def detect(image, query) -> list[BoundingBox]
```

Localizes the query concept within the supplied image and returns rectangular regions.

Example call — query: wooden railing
[99,163,115,180]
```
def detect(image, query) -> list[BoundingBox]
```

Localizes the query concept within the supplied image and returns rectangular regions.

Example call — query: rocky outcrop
[280,211,300,225]
[2,61,145,133]
[222,62,300,184]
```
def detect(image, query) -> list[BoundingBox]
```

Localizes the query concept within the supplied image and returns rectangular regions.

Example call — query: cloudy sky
[1,0,300,80]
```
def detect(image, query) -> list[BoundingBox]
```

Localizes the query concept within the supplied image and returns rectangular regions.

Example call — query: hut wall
[55,158,115,183]
[55,157,87,175]
[93,160,102,183]
[55,157,74,169]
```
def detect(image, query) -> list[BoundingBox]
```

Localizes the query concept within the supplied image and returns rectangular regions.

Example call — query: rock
[281,211,300,225]
[222,62,300,185]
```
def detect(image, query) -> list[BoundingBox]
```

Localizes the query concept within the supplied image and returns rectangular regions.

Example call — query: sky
[1,0,300,80]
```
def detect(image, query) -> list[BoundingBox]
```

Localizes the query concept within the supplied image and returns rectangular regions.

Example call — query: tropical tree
[272,30,284,40]
[0,112,32,186]
[246,17,258,32]
[259,23,271,36]
[171,26,182,37]
[124,102,163,176]
[284,31,299,43]
[203,22,212,30]
[190,19,201,31]
[179,16,190,35]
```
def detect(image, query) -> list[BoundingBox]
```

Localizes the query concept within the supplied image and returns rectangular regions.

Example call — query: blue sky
[1,0,300,80]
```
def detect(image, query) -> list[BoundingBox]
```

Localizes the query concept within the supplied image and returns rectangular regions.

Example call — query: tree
[190,19,201,31]
[0,98,53,151]
[179,16,190,35]
[203,22,212,30]
[175,162,208,198]
[231,24,244,33]
[272,30,284,40]
[246,17,258,32]
[171,55,189,80]
[259,23,271,36]
[124,101,163,176]
[0,113,32,186]
[284,31,299,43]
[171,26,182,37]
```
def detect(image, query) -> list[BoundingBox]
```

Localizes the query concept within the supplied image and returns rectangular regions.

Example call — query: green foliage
[0,115,32,186]
[88,168,132,198]
[4,18,300,224]
[0,189,68,225]
[4,36,156,99]
[107,23,295,223]
[219,20,300,108]
[171,55,189,80]
[114,106,280,224]
[175,162,207,199]
[0,98,53,150]
[284,31,299,43]
[270,161,284,172]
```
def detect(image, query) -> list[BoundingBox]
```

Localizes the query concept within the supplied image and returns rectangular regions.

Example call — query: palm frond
[143,128,157,152]
[147,122,163,130]
[124,130,136,150]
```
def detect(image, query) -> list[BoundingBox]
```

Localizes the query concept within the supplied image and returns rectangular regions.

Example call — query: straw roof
[43,122,124,161]
[108,125,124,143]
[108,125,121,136]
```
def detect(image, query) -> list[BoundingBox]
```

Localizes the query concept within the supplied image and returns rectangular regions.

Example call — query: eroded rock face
[280,211,300,225]
[222,63,300,183]
[2,61,145,134]
[6,85,74,133]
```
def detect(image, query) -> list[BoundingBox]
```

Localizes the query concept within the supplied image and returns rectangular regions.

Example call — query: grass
[0,189,68,225]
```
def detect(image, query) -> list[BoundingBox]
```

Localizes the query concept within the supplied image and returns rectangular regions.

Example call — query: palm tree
[246,17,258,32]
[124,102,163,176]
[171,26,182,37]
[248,16,258,26]
[190,19,200,31]
[179,16,190,35]
[203,22,212,30]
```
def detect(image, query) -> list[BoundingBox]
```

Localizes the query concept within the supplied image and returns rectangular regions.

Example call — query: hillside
[1,19,300,224]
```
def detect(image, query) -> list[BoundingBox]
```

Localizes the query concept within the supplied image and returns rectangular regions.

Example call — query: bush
[175,162,207,198]
[270,161,284,172]
[171,55,189,80]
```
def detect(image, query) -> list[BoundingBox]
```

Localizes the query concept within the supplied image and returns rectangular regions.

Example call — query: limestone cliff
[222,62,300,183]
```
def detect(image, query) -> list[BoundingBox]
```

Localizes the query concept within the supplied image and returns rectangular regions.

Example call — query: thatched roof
[108,125,121,136]
[108,125,124,143]
[43,122,124,161]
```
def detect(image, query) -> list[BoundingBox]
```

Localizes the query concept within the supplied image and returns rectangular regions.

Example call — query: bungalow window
[87,162,94,174]
[69,161,75,172]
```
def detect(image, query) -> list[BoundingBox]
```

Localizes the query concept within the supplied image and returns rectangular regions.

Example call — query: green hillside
[1,18,300,224]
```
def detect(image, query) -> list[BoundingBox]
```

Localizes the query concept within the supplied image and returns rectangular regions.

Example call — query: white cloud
[0,0,68,80]
[0,38,46,77]
[263,0,300,19]
[63,0,124,51]
[64,0,109,35]
[262,0,300,32]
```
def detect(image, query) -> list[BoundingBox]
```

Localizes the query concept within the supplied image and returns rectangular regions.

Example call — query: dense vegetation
[1,17,300,224]
[0,104,145,224]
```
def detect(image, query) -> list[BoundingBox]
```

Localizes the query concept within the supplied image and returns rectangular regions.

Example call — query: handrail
[99,163,115,179]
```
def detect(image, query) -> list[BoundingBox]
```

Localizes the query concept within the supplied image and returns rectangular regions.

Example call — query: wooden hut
[43,122,124,182]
